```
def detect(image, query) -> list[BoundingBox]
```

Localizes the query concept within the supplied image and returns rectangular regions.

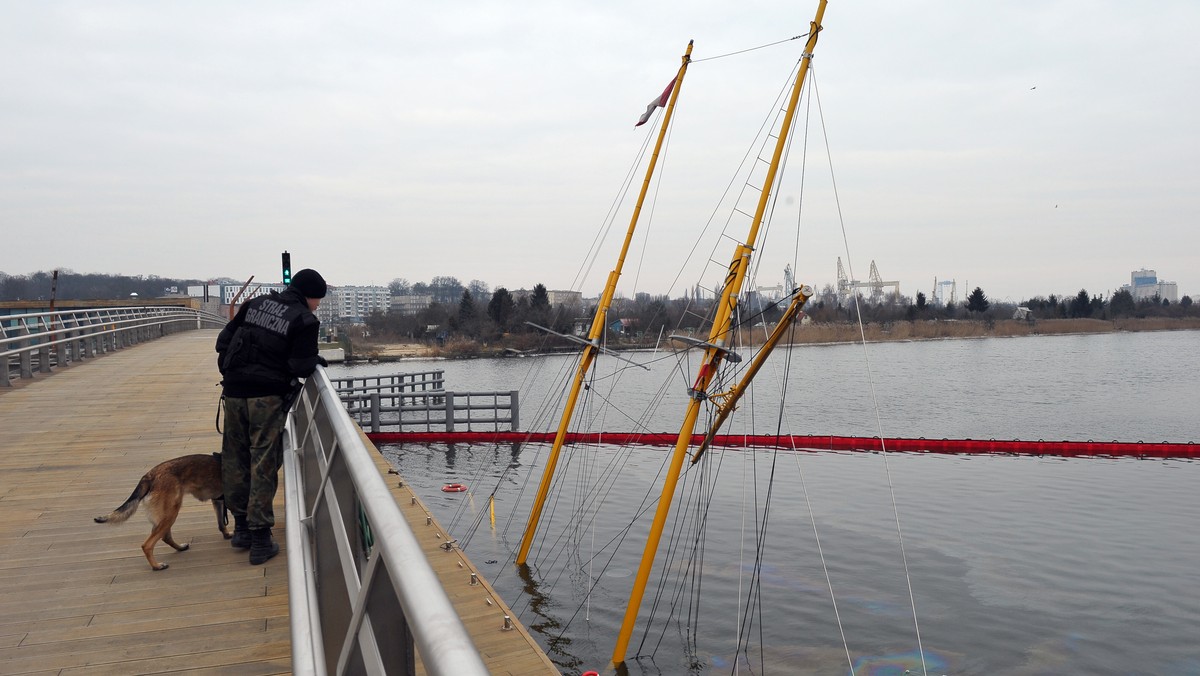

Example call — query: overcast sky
[2,1,1197,303]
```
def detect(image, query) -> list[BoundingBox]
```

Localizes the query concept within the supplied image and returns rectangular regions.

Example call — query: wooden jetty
[0,330,555,674]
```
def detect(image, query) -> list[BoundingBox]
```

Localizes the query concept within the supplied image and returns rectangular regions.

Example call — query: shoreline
[347,317,1200,363]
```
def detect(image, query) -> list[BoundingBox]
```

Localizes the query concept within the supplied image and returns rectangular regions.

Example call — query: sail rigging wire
[508,356,768,657]
[442,353,601,554]
[629,95,678,298]
[690,32,812,63]
[767,98,859,669]
[811,68,930,675]
[526,444,719,646]
[497,343,693,624]
[446,358,582,543]
[568,121,661,295]
[619,61,824,668]
[655,60,801,309]
[643,440,720,660]
[422,33,931,675]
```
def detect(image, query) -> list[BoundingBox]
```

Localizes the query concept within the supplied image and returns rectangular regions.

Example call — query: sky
[2,0,1197,304]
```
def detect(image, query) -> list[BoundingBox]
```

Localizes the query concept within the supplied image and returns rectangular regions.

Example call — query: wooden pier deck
[0,330,556,675]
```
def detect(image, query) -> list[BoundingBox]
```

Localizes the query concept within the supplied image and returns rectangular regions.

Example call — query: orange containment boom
[366,432,1198,459]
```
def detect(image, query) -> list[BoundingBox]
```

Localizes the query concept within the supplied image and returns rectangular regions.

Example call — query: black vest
[219,290,313,396]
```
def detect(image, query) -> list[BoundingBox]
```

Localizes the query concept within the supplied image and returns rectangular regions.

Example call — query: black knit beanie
[290,269,327,299]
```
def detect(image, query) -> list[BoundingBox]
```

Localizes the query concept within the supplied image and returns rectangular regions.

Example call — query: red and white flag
[635,77,677,127]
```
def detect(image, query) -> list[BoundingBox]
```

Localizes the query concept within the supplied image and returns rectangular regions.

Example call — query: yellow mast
[612,1,827,663]
[691,284,813,465]
[516,40,695,566]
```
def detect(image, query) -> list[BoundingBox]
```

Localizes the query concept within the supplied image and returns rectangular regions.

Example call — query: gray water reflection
[333,331,1200,674]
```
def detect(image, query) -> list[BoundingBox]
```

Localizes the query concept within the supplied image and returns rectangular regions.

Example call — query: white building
[186,283,284,305]
[391,294,434,315]
[326,285,390,323]
[546,289,583,308]
[1121,269,1178,303]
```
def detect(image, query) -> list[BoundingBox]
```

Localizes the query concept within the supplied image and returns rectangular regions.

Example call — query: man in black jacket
[216,268,328,564]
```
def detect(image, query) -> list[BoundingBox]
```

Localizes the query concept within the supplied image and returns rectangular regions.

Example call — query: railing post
[370,393,381,434]
[19,326,33,380]
[38,341,52,374]
[0,353,9,387]
[445,391,456,432]
[53,331,67,369]
[509,390,519,431]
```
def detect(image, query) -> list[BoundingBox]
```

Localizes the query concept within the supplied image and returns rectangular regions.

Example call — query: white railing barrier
[334,377,520,433]
[284,368,489,676]
[0,306,227,386]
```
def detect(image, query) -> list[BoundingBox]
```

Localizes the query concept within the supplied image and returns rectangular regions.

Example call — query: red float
[369,432,1198,459]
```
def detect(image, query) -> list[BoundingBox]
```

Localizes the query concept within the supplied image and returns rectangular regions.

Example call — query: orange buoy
[441,483,467,492]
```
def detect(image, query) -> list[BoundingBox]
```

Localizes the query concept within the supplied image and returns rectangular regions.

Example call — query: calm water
[329,331,1200,675]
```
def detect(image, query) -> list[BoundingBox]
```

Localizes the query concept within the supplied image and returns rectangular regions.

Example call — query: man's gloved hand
[316,355,329,367]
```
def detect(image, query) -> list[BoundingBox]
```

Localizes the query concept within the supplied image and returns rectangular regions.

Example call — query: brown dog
[94,452,231,570]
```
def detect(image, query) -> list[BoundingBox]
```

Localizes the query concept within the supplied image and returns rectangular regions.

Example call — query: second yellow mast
[516,40,695,566]
[612,1,827,664]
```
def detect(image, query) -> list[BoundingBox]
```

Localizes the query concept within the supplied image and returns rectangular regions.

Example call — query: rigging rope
[813,68,930,676]
[418,45,935,675]
[691,32,811,63]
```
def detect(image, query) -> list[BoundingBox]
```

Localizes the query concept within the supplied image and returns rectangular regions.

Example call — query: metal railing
[329,371,446,397]
[0,306,228,386]
[334,374,519,433]
[283,367,489,676]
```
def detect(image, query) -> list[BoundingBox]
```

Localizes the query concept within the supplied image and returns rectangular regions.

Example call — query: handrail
[328,371,446,395]
[0,306,227,386]
[339,387,519,433]
[284,367,489,676]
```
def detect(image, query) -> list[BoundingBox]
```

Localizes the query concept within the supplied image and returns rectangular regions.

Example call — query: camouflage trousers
[221,395,287,530]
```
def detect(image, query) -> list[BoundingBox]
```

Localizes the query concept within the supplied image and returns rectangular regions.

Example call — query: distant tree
[457,290,476,320]
[1069,289,1093,318]
[1109,289,1135,317]
[966,287,990,313]
[1181,296,1193,309]
[468,279,490,301]
[417,300,449,334]
[0,270,206,301]
[487,288,515,329]
[915,291,927,311]
[429,276,464,304]
[530,283,550,311]
[388,278,410,295]
[448,290,480,336]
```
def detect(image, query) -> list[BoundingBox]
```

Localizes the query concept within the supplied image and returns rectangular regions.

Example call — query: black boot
[231,515,251,549]
[249,527,279,565]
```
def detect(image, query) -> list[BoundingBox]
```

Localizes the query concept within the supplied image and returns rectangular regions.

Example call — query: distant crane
[932,277,957,306]
[836,258,900,303]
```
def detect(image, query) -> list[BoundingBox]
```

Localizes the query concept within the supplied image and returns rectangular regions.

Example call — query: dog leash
[215,386,225,434]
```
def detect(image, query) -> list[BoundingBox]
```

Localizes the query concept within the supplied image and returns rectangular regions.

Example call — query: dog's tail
[93,475,153,524]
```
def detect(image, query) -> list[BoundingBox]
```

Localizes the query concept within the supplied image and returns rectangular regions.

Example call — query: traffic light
[282,251,292,285]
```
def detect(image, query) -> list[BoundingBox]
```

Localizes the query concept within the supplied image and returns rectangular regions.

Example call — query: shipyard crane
[836,258,900,303]
[932,277,957,306]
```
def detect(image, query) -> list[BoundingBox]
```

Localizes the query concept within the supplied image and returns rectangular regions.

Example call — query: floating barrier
[368,432,1199,459]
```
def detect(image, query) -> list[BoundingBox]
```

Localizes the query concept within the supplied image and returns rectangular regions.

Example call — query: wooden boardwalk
[0,330,556,675]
